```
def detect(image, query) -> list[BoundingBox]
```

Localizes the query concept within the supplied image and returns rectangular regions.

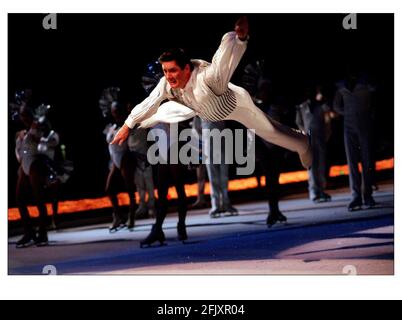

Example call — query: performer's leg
[191,165,207,208]
[171,164,188,241]
[197,165,206,200]
[120,153,138,228]
[204,131,223,215]
[143,165,156,216]
[263,147,287,227]
[134,167,147,210]
[140,164,168,247]
[221,163,230,209]
[344,129,363,211]
[155,164,170,228]
[310,134,323,200]
[49,182,60,229]
[29,160,49,238]
[29,161,47,233]
[206,163,222,215]
[105,164,125,230]
[16,166,36,247]
[106,165,119,210]
[16,167,31,230]
[315,134,331,201]
[317,137,328,192]
[308,168,317,200]
[266,168,281,214]
[358,129,375,205]
[227,84,311,168]
[344,129,361,199]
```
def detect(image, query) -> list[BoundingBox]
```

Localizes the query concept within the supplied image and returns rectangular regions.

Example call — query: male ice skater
[111,16,312,170]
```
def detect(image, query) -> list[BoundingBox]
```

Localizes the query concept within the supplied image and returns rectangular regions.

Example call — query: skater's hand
[110,124,130,145]
[235,16,249,41]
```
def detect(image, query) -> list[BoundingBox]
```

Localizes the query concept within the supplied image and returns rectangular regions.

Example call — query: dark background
[8,13,394,206]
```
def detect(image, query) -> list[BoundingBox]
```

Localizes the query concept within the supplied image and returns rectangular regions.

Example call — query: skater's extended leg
[227,84,312,168]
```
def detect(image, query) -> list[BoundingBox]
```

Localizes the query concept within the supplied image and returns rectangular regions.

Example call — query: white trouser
[226,84,309,155]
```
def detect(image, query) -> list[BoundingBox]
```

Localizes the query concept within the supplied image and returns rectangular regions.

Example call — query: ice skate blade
[16,240,36,249]
[109,225,125,233]
[36,241,49,247]
[140,241,167,249]
[348,206,362,212]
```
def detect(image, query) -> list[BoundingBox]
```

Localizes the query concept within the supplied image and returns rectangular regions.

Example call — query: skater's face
[161,60,191,89]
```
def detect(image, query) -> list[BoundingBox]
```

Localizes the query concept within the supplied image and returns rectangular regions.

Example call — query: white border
[1,0,400,300]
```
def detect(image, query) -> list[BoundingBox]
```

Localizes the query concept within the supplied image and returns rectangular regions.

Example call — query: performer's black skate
[348,197,362,212]
[140,224,166,248]
[364,196,377,209]
[209,208,221,219]
[35,231,49,247]
[223,206,239,217]
[177,222,188,242]
[16,232,37,249]
[267,211,287,228]
[109,213,126,233]
[126,209,136,231]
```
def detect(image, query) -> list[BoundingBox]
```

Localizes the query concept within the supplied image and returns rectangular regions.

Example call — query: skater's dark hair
[159,48,194,71]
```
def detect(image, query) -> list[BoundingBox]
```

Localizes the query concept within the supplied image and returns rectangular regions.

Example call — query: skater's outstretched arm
[205,16,249,95]
[125,77,169,128]
[138,101,196,128]
[111,78,169,145]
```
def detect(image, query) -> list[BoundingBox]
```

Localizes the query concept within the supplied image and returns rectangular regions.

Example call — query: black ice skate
[140,224,166,248]
[35,231,49,247]
[177,222,188,242]
[109,213,126,233]
[348,197,362,212]
[126,209,136,231]
[267,211,287,228]
[16,233,37,249]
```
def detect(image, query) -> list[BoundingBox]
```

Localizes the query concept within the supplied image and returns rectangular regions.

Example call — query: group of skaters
[11,16,378,248]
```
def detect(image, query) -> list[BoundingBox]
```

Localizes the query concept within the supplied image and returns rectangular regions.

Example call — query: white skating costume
[16,128,60,175]
[106,124,128,169]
